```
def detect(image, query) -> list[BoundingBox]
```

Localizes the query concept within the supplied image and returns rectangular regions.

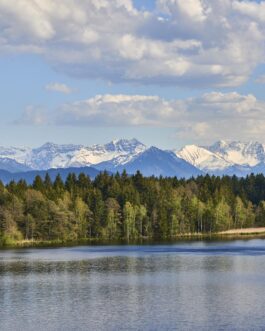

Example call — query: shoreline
[218,227,265,235]
[1,228,265,249]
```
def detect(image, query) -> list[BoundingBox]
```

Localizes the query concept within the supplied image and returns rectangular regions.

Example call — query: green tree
[214,198,232,231]
[123,202,137,240]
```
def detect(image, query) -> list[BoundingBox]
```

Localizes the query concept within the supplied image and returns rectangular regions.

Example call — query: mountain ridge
[1,139,265,178]
[175,140,265,176]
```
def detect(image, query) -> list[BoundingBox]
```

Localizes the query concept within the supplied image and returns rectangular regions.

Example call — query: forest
[1,171,265,245]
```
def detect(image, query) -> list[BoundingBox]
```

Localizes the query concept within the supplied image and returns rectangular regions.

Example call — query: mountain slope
[27,142,84,170]
[73,138,146,167]
[98,147,202,178]
[176,140,265,176]
[208,141,265,166]
[0,158,32,173]
[176,145,231,172]
[3,139,265,178]
[0,146,30,163]
[0,139,146,171]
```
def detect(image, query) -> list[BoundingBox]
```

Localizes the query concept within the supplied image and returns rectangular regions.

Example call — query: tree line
[1,171,265,244]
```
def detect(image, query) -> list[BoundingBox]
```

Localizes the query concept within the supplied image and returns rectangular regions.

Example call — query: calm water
[1,240,265,331]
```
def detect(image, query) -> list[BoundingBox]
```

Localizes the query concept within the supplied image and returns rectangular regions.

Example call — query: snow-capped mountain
[121,147,202,178]
[0,158,32,173]
[208,141,265,167]
[80,138,146,166]
[2,139,265,178]
[176,140,265,176]
[26,143,84,170]
[176,145,232,172]
[96,146,202,178]
[0,139,147,172]
[0,146,31,165]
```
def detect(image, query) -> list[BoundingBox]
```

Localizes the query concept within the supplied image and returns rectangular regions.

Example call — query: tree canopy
[1,171,265,245]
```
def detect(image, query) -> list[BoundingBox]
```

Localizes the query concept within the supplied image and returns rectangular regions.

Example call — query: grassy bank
[0,238,102,249]
[218,227,265,236]
[1,228,265,249]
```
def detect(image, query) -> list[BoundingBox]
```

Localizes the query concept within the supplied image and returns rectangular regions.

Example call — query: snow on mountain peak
[176,144,231,171]
[0,138,147,171]
[105,138,146,153]
[35,142,84,152]
[175,140,265,175]
[208,140,265,166]
[2,139,265,177]
[0,145,31,165]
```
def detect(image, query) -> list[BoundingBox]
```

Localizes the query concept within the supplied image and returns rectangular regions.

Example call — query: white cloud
[17,92,265,143]
[157,0,208,22]
[56,94,173,126]
[1,0,265,87]
[233,1,265,22]
[45,82,74,94]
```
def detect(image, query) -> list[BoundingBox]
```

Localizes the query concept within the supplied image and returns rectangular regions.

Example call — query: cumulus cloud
[157,0,208,23]
[1,0,265,87]
[55,94,180,126]
[16,92,265,143]
[45,82,74,94]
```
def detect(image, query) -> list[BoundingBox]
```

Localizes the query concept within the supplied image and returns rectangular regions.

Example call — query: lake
[1,240,265,331]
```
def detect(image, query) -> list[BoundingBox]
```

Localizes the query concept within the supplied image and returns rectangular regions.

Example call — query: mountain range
[176,140,265,177]
[1,139,265,182]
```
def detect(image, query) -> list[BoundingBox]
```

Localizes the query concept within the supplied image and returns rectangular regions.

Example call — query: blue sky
[1,0,265,149]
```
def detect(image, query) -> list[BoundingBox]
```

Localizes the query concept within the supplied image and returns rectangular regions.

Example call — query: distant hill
[0,166,101,184]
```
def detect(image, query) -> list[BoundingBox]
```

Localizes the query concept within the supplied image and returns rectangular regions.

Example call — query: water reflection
[1,240,265,330]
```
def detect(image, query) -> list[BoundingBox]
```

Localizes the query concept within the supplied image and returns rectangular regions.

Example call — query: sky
[1,0,265,149]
